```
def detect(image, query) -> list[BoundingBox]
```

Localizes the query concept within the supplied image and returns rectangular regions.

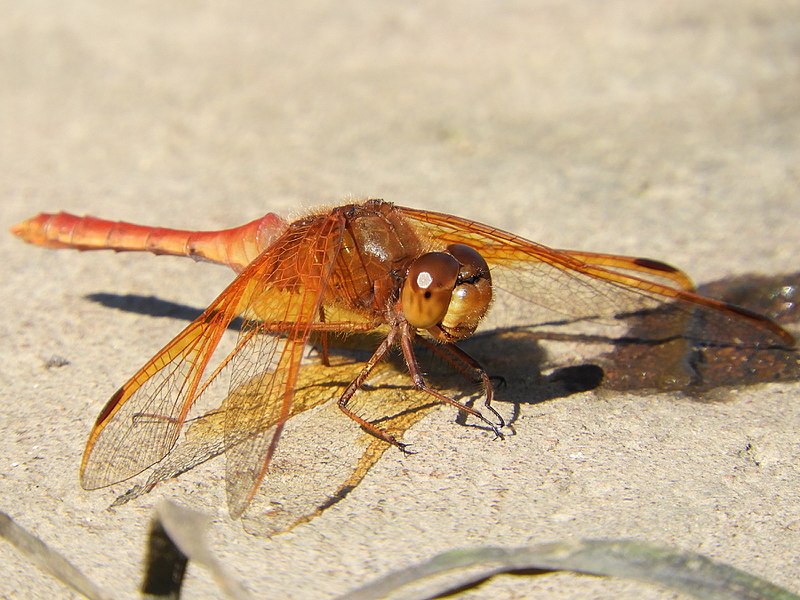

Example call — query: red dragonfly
[11,199,795,519]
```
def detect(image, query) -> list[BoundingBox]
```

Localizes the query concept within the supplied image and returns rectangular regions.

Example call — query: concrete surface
[2,1,799,598]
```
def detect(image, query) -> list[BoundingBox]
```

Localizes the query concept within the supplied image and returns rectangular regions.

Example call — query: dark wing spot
[632,257,681,274]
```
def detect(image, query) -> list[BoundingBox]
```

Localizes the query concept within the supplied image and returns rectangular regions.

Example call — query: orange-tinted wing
[221,211,348,517]
[79,209,351,502]
[80,283,244,489]
[398,206,795,349]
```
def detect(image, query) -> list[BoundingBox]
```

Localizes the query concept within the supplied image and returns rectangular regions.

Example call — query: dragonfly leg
[337,329,411,451]
[417,337,506,428]
[401,323,504,439]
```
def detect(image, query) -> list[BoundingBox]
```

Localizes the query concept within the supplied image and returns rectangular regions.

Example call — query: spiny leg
[417,336,505,428]
[336,329,412,451]
[400,323,504,439]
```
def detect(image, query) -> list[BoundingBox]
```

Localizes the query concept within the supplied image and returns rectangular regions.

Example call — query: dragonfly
[11,199,795,520]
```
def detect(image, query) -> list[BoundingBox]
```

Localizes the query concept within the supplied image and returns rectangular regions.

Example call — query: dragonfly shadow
[456,332,604,407]
[85,293,244,331]
[87,269,799,406]
[598,271,799,395]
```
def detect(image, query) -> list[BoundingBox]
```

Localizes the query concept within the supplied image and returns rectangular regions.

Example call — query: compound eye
[439,243,492,339]
[401,252,460,329]
[446,244,490,283]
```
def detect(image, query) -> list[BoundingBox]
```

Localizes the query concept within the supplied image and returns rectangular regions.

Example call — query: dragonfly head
[401,243,492,341]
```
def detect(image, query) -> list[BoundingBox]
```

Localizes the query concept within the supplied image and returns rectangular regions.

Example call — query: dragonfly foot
[489,423,505,441]
[396,441,416,455]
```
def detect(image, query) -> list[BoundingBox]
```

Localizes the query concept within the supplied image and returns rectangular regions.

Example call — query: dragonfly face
[400,243,493,342]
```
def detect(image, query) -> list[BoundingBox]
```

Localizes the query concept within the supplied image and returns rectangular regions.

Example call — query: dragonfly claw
[396,442,416,455]
[490,425,505,441]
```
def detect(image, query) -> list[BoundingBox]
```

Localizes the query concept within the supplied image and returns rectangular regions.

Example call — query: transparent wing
[80,261,257,489]
[399,206,794,349]
[79,209,354,495]
[111,353,438,535]
[223,211,347,518]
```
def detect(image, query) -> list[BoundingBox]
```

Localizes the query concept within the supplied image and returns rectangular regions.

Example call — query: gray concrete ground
[2,2,799,598]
